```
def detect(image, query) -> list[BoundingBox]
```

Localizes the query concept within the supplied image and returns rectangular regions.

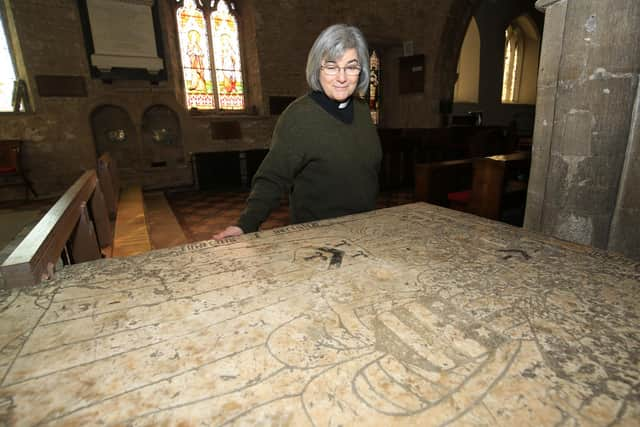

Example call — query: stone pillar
[525,0,640,260]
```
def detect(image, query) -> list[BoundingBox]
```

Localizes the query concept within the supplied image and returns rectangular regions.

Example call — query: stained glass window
[368,50,380,125]
[0,10,17,112]
[211,1,244,109]
[176,0,244,111]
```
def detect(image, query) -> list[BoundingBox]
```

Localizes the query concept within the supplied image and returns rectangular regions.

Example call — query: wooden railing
[97,152,119,220]
[0,169,114,288]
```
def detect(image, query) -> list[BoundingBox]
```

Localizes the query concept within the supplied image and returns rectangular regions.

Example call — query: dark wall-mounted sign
[36,75,88,97]
[210,121,242,140]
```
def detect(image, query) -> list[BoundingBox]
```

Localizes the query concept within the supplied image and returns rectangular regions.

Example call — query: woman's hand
[213,225,244,241]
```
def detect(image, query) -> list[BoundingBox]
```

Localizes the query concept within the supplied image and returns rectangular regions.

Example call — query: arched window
[454,17,480,104]
[175,0,245,111]
[501,25,522,103]
[0,6,18,112]
[501,15,540,104]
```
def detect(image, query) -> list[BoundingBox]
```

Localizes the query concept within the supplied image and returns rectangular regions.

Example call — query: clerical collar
[309,91,354,124]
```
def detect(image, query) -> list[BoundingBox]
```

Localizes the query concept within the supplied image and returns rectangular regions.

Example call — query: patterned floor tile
[165,189,414,243]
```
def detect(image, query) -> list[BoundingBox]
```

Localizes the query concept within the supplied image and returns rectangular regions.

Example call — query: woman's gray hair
[306,24,370,97]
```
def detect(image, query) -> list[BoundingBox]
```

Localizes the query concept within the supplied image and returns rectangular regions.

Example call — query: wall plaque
[36,75,88,97]
[210,121,242,140]
[81,0,163,74]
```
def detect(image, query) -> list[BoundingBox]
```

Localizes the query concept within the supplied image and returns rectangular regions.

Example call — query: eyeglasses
[321,64,362,76]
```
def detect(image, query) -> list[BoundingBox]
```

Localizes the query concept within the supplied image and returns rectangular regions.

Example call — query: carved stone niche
[141,105,184,168]
[84,0,163,74]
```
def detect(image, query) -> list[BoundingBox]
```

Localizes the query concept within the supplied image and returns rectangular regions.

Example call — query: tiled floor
[165,188,415,243]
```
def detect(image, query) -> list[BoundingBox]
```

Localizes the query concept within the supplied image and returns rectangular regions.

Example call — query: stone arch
[141,104,184,169]
[454,16,481,103]
[434,0,483,111]
[90,104,140,178]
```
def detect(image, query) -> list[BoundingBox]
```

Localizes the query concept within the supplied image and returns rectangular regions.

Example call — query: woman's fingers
[213,225,244,241]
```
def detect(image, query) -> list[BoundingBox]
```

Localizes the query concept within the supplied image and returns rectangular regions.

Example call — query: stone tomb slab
[0,203,638,425]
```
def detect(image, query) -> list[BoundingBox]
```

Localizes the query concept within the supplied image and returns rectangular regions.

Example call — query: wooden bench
[378,126,519,191]
[414,159,474,207]
[0,151,155,289]
[96,153,151,258]
[0,169,112,288]
[414,151,531,225]
[112,185,151,257]
[95,153,151,258]
[468,151,531,223]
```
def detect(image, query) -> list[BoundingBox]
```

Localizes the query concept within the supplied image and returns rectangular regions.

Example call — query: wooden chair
[0,140,37,199]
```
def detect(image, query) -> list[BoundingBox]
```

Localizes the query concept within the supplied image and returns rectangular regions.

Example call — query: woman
[214,24,381,240]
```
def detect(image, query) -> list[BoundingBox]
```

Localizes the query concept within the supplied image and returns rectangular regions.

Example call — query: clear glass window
[0,12,17,112]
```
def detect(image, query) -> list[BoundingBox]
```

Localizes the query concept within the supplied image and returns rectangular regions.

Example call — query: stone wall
[525,0,640,260]
[0,0,478,198]
[0,0,523,198]
[451,0,544,133]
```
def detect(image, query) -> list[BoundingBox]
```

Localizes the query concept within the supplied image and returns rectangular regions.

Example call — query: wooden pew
[468,151,531,223]
[380,126,519,192]
[0,170,111,288]
[112,185,151,257]
[413,151,531,224]
[97,152,152,258]
[0,149,157,288]
[97,152,119,220]
[414,159,474,206]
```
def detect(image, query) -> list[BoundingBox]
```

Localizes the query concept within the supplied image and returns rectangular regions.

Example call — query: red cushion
[0,167,17,174]
[447,189,471,203]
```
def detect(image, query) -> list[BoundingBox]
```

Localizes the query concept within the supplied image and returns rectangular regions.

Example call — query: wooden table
[0,203,638,426]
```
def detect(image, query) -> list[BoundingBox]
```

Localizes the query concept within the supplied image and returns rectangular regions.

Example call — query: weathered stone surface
[0,203,638,425]
[526,0,640,259]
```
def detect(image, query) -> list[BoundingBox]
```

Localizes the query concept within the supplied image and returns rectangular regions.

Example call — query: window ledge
[189,112,271,121]
[0,111,35,116]
[500,101,535,106]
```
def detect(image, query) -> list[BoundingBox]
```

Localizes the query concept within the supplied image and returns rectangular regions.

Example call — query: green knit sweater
[237,94,382,233]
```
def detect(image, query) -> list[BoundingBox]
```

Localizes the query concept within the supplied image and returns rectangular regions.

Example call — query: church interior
[0,0,638,264]
[0,1,639,424]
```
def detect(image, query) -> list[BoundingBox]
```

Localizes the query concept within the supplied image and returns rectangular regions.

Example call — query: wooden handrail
[97,152,119,219]
[1,170,104,289]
